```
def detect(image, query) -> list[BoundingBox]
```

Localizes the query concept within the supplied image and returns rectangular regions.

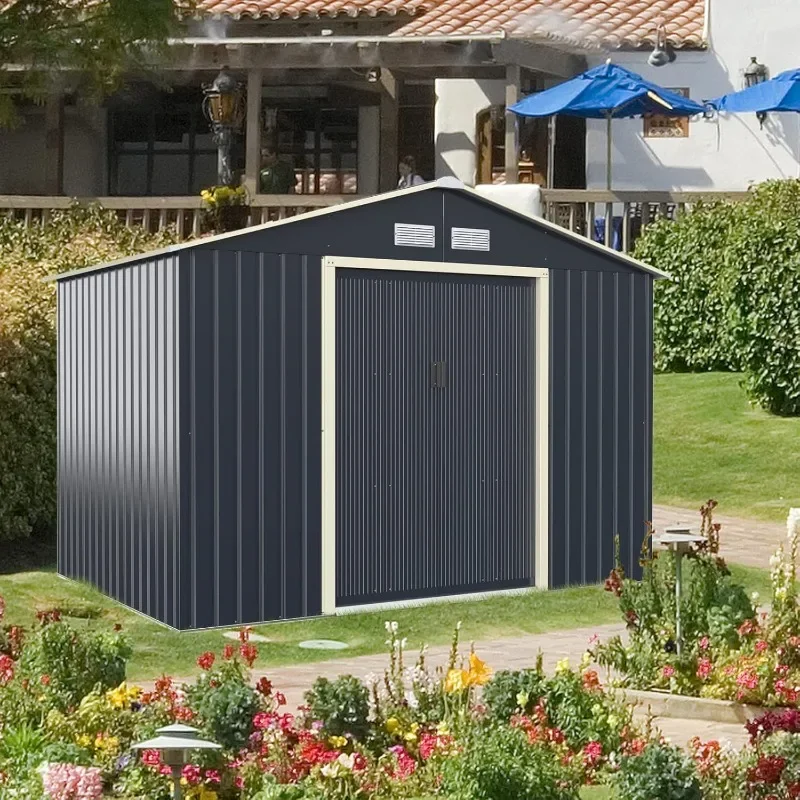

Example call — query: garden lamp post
[743,56,769,126]
[202,66,246,187]
[656,526,707,658]
[132,723,221,800]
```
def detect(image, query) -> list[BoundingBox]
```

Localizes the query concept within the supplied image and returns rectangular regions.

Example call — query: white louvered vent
[451,227,491,252]
[394,223,436,248]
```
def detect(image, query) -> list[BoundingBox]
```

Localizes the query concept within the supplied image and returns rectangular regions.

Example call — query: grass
[653,372,800,521]
[0,561,770,682]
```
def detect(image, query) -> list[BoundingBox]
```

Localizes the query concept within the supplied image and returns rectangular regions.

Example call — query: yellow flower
[385,717,400,735]
[445,668,467,693]
[329,735,347,748]
[436,722,450,735]
[555,658,570,674]
[76,734,92,749]
[107,682,136,709]
[404,731,417,743]
[516,691,529,709]
[465,653,492,686]
[94,734,120,755]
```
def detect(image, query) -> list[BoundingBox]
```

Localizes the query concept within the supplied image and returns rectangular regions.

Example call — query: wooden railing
[539,190,751,253]
[0,194,354,239]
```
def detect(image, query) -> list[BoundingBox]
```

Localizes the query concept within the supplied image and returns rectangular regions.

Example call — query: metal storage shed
[50,179,666,630]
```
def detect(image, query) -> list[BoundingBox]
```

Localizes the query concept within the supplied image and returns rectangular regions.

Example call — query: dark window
[108,88,240,196]
[267,104,358,194]
[398,83,434,182]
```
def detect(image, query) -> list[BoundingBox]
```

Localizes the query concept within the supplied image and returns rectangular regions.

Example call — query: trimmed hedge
[635,179,800,416]
[0,207,176,542]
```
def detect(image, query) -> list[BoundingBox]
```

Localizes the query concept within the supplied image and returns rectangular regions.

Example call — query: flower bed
[593,502,800,709]
[0,598,657,799]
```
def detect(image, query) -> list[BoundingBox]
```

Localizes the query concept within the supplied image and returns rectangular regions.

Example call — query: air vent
[394,223,436,248]
[451,227,491,251]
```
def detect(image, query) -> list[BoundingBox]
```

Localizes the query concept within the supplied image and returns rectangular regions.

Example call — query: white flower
[321,763,340,778]
[405,690,419,709]
[751,591,760,603]
[337,753,356,770]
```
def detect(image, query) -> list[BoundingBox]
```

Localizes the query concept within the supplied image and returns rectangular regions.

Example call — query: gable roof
[195,0,706,49]
[46,179,669,283]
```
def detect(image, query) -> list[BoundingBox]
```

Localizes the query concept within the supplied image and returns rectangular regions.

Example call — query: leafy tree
[0,0,178,123]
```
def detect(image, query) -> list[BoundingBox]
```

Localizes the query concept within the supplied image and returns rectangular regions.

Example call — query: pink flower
[204,769,221,785]
[41,763,103,800]
[699,637,710,651]
[756,640,769,654]
[182,764,201,785]
[387,745,417,779]
[737,670,759,691]
[276,691,287,706]
[588,634,600,645]
[583,741,603,767]
[253,711,276,730]
[0,655,14,685]
[662,665,675,679]
[697,658,713,680]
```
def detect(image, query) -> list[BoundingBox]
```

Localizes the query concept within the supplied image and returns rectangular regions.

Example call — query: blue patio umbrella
[710,68,800,115]
[510,61,706,189]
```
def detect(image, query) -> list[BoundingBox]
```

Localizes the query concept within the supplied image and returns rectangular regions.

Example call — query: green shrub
[17,619,131,713]
[483,665,547,721]
[617,742,701,800]
[440,724,580,800]
[0,205,176,542]
[304,674,371,741]
[635,179,800,415]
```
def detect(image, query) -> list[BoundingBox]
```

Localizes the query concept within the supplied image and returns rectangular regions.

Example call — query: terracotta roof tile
[195,0,706,48]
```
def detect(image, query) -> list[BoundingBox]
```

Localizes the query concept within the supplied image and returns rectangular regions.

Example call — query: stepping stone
[298,639,349,650]
[223,630,271,643]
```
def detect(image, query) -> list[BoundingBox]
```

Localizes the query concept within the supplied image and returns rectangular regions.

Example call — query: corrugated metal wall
[335,268,535,605]
[549,268,653,587]
[58,257,182,627]
[178,249,321,629]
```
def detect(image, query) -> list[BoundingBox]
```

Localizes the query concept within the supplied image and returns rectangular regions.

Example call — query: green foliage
[635,179,800,415]
[17,619,131,713]
[0,0,177,125]
[0,205,177,541]
[304,675,371,741]
[440,724,580,800]
[617,742,701,800]
[185,657,262,751]
[483,666,547,721]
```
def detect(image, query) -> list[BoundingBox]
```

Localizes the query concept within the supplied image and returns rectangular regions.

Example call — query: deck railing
[539,190,751,253]
[0,194,352,239]
[0,190,753,251]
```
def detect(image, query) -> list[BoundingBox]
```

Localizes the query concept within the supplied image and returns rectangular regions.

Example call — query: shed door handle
[431,361,447,388]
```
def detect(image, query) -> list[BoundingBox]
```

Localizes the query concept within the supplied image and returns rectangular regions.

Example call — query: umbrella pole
[606,112,612,191]
[547,115,556,188]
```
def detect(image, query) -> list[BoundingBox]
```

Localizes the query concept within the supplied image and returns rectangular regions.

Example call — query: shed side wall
[179,249,322,629]
[549,268,653,587]
[58,257,181,627]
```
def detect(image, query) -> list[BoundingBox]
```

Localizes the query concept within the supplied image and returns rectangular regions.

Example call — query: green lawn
[654,372,800,521]
[0,562,770,682]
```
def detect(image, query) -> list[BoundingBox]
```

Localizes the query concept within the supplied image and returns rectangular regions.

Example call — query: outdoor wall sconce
[132,723,221,800]
[202,65,246,186]
[366,67,382,83]
[743,56,769,126]
[648,23,676,67]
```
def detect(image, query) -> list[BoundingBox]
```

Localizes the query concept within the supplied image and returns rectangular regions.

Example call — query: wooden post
[504,65,520,184]
[244,69,263,196]
[379,69,399,193]
[44,94,65,195]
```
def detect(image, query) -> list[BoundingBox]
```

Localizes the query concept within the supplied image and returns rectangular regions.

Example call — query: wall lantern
[202,66,246,186]
[132,723,221,800]
[743,56,769,126]
[648,24,676,68]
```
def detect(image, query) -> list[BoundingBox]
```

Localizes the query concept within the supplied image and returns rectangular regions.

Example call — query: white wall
[0,103,106,196]
[586,0,800,190]
[434,78,505,185]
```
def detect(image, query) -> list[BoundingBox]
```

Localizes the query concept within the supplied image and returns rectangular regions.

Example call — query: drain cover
[298,639,349,650]
[223,631,271,643]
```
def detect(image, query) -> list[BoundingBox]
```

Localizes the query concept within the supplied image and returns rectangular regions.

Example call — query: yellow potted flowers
[200,184,250,234]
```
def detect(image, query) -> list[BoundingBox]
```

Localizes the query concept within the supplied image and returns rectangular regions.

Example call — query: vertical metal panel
[549,268,653,587]
[57,257,181,627]
[180,249,321,628]
[335,268,534,606]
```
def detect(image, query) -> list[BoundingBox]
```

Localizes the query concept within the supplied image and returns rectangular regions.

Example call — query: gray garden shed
[51,179,666,630]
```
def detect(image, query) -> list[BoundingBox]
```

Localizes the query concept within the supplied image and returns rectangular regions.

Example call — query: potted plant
[200,184,250,234]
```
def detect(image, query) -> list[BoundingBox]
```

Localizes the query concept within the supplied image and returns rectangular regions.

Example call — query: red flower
[0,595,4,621]
[239,626,252,643]
[387,746,417,779]
[0,654,14,685]
[738,619,758,637]
[6,626,24,659]
[239,643,258,668]
[583,741,603,768]
[204,769,221,785]
[749,755,786,785]
[696,658,712,680]
[40,674,51,686]
[181,764,202,785]
[582,669,601,691]
[253,712,276,730]
[197,651,216,671]
[173,705,195,722]
[737,670,759,691]
[223,644,235,661]
[256,677,273,696]
[352,753,367,771]
[276,691,287,706]
[755,640,769,654]
[141,749,161,768]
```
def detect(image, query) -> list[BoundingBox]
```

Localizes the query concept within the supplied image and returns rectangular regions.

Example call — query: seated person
[259,144,295,194]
